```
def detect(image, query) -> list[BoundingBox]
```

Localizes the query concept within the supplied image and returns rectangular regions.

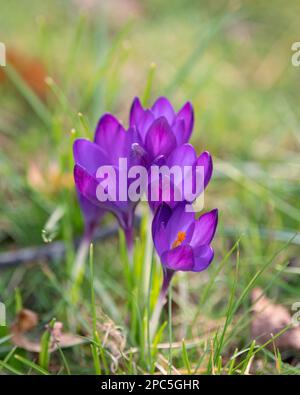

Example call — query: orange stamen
[172,231,186,249]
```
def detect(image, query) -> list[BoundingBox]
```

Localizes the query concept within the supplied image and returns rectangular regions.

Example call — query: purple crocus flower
[130,97,194,166]
[150,202,218,338]
[147,143,213,212]
[73,113,140,249]
[152,202,218,274]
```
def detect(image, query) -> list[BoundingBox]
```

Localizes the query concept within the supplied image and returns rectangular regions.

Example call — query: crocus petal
[192,245,214,272]
[74,165,135,230]
[147,144,197,210]
[164,202,195,248]
[166,143,197,194]
[152,203,172,256]
[166,143,197,168]
[74,164,104,206]
[130,98,155,141]
[136,110,155,142]
[74,164,121,211]
[74,164,103,207]
[129,97,144,127]
[147,173,165,213]
[190,209,218,247]
[152,203,172,235]
[73,138,110,176]
[172,119,187,146]
[77,191,105,231]
[161,245,194,271]
[196,151,213,189]
[145,117,177,161]
[94,114,128,166]
[147,178,180,212]
[151,97,175,124]
[176,101,194,143]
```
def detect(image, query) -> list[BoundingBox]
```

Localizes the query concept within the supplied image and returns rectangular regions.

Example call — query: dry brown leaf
[27,161,73,195]
[100,321,126,357]
[11,308,85,353]
[81,312,126,374]
[0,49,48,99]
[251,287,300,352]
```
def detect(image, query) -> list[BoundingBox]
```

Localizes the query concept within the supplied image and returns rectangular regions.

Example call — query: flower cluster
[73,97,218,333]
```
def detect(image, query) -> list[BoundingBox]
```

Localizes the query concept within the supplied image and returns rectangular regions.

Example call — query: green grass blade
[5,64,52,127]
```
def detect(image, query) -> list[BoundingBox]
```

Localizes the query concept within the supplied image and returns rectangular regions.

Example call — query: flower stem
[147,248,155,371]
[168,283,173,374]
[124,226,134,260]
[149,269,174,341]
[144,211,154,299]
[71,225,95,304]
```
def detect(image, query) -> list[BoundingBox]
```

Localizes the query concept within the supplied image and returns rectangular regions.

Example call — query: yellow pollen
[172,231,186,249]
